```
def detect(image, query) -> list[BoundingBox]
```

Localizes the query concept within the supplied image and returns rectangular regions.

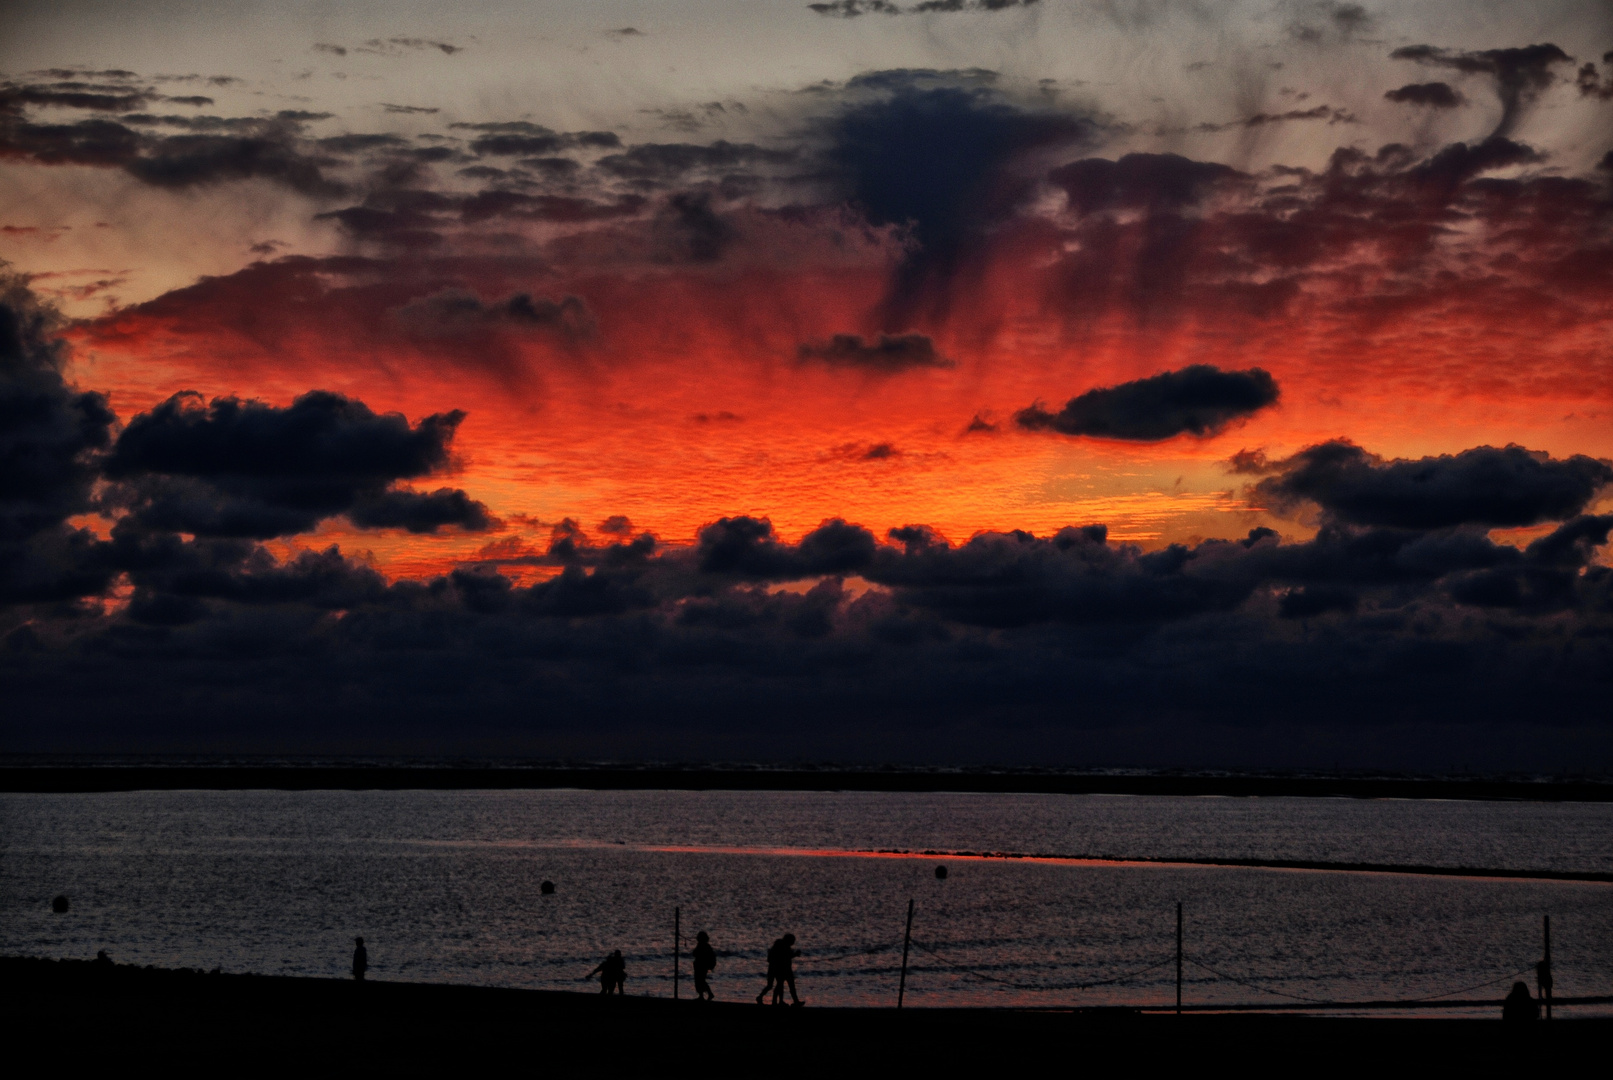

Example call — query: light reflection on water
[2,790,1610,1013]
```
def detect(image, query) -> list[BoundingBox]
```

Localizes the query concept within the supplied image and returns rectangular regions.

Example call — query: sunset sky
[3,1,1611,765]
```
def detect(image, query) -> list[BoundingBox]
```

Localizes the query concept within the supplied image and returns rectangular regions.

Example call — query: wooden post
[897,898,915,1009]
[1175,902,1183,1015]
[1542,914,1552,1021]
[674,906,680,1000]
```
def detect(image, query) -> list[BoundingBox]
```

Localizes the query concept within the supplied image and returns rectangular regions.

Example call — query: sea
[3,789,1610,1014]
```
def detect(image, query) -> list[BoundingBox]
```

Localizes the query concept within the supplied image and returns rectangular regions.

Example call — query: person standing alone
[352,937,368,982]
[692,931,717,1001]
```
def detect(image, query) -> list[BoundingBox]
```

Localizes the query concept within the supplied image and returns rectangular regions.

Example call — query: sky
[2,0,1611,766]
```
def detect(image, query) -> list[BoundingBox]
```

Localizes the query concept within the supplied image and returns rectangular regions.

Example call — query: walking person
[352,937,368,982]
[772,933,801,1007]
[756,937,780,1004]
[692,931,717,1001]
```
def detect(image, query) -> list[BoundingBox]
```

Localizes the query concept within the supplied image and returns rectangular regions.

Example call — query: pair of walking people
[683,928,799,1004]
[756,933,800,1006]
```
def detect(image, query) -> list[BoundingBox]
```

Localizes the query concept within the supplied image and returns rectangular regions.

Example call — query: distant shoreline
[3,765,1611,801]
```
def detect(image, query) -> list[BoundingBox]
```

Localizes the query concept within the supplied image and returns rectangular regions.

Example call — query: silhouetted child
[352,937,367,982]
[588,949,627,994]
[692,931,717,1001]
[1503,980,1538,1021]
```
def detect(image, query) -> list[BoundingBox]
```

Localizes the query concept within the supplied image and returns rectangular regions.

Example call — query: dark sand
[4,957,1601,1070]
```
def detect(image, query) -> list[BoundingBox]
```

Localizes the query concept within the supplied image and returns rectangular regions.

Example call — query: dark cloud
[129,135,353,199]
[382,104,440,115]
[315,191,449,246]
[0,111,344,194]
[863,523,1257,627]
[317,133,408,153]
[4,378,1611,761]
[661,192,734,262]
[0,80,158,113]
[809,0,903,13]
[1251,441,1613,529]
[825,73,1095,327]
[1050,153,1243,214]
[1041,134,1598,330]
[1407,135,1542,188]
[1577,59,1613,100]
[0,76,220,115]
[808,0,1037,14]
[0,273,118,604]
[1288,1,1374,44]
[102,390,478,538]
[348,488,495,534]
[596,140,792,183]
[1277,585,1357,619]
[696,516,878,578]
[26,69,140,81]
[0,117,144,168]
[1017,366,1278,441]
[797,333,951,371]
[457,190,644,224]
[1391,43,1573,135]
[1191,104,1357,133]
[393,290,597,342]
[152,75,243,87]
[448,122,619,159]
[380,38,462,56]
[518,156,582,179]
[1384,82,1464,108]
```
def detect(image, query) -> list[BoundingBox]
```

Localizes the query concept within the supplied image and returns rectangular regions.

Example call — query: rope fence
[718,904,1606,1013]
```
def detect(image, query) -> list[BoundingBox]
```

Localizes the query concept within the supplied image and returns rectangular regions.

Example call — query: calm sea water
[3,790,1610,1013]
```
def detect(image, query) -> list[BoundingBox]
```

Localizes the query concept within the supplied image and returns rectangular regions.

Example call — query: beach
[5,956,1605,1070]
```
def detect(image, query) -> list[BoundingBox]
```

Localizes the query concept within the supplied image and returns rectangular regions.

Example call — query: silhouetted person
[1504,981,1539,1021]
[94,949,112,967]
[759,933,800,1006]
[588,950,626,994]
[352,937,367,982]
[692,931,717,1001]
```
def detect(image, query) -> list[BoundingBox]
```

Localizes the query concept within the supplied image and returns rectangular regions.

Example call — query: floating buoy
[51,895,69,913]
[934,865,947,880]
[540,880,555,895]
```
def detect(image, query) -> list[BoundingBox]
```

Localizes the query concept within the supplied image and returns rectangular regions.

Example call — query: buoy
[934,865,947,880]
[51,895,69,913]
[540,880,555,895]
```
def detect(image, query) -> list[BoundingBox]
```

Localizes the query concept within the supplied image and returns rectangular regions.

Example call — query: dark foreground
[4,957,1602,1070]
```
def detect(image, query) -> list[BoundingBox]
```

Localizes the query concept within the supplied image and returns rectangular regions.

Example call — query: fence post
[674,906,680,1000]
[897,898,915,1008]
[1541,914,1552,1021]
[1176,902,1183,1015]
